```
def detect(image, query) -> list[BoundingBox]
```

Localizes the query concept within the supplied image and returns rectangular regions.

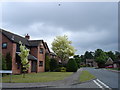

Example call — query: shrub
[54,67,61,72]
[80,65,86,67]
[2,56,7,70]
[50,58,57,71]
[6,52,12,70]
[67,58,78,72]
[45,55,50,72]
[61,67,66,72]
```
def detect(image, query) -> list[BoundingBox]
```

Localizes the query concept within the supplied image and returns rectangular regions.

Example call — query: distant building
[1,29,50,74]
[86,59,98,67]
[105,57,113,66]
[113,60,120,68]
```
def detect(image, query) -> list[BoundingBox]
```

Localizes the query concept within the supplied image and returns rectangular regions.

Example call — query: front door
[31,61,37,72]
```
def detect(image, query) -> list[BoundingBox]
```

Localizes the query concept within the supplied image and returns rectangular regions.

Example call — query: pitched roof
[29,40,43,47]
[16,52,38,61]
[1,29,46,47]
[1,29,30,46]
[44,42,50,53]
[105,57,113,65]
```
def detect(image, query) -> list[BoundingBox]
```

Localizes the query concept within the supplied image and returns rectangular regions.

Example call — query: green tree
[94,49,108,68]
[52,35,76,65]
[67,58,78,72]
[45,55,50,72]
[5,52,12,70]
[73,55,81,68]
[84,51,94,59]
[106,51,115,60]
[80,55,85,62]
[19,41,30,78]
[115,51,120,60]
[50,58,57,71]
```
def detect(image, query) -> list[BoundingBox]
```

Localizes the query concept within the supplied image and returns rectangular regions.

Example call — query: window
[40,48,44,54]
[39,61,43,66]
[2,42,7,49]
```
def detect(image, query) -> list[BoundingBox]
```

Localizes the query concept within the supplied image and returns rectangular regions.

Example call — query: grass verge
[107,68,120,71]
[2,72,73,83]
[79,70,96,83]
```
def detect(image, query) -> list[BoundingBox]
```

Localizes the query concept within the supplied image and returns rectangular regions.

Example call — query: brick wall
[2,34,21,74]
[28,60,31,73]
[38,44,45,72]
[30,43,45,73]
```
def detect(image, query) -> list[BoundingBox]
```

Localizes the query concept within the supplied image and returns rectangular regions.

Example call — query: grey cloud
[1,2,118,54]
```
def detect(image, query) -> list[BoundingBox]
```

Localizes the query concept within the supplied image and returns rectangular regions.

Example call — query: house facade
[1,29,50,74]
[86,59,98,67]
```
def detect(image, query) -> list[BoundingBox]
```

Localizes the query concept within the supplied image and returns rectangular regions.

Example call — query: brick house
[1,29,50,74]
[86,59,98,67]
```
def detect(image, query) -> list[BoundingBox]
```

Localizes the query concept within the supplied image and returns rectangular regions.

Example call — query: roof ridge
[1,28,28,40]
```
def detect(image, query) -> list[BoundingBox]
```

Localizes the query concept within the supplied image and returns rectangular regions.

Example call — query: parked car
[105,65,113,68]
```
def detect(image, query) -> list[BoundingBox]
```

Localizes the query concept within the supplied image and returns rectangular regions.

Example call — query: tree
[106,51,115,60]
[5,52,12,70]
[67,58,78,72]
[19,41,30,78]
[73,55,81,68]
[80,55,85,62]
[52,35,76,65]
[84,51,94,59]
[50,58,57,71]
[94,49,108,68]
[45,55,50,72]
[115,51,120,60]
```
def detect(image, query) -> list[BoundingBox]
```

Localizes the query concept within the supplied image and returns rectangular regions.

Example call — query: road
[83,67,119,89]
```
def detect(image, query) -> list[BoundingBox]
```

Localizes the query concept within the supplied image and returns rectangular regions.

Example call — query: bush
[6,52,12,70]
[61,67,66,72]
[54,67,61,72]
[2,56,7,70]
[67,58,78,72]
[45,55,50,72]
[50,58,57,71]
[80,65,86,67]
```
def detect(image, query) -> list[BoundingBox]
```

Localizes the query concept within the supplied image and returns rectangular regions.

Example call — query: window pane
[40,48,43,54]
[2,43,7,49]
[39,61,43,66]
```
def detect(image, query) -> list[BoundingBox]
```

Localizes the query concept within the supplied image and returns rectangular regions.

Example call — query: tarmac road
[83,67,119,89]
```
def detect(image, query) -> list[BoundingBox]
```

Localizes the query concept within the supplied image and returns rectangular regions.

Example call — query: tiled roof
[1,29,45,47]
[1,29,30,46]
[29,40,43,47]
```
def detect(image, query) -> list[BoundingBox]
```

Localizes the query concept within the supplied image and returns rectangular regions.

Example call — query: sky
[0,2,118,55]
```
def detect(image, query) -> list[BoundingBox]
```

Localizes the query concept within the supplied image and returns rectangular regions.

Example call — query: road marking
[96,79,112,90]
[93,80,103,89]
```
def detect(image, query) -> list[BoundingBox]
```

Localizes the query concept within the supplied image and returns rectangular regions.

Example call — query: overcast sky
[1,2,118,55]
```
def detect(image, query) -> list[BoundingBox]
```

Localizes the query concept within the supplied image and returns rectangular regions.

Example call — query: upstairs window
[39,61,43,67]
[2,42,7,49]
[40,48,44,54]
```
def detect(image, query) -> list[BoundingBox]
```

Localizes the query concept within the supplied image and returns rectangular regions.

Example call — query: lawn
[79,70,96,82]
[2,72,73,83]
[107,68,120,71]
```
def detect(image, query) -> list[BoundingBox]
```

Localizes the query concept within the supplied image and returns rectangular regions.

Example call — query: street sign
[0,70,12,83]
[0,70,12,73]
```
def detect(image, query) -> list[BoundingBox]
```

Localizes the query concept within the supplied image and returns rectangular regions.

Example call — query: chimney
[25,34,30,40]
